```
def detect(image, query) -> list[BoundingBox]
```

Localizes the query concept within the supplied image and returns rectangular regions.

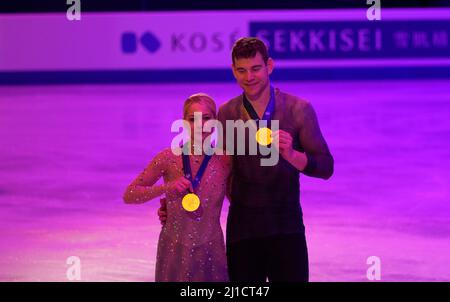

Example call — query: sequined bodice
[160,149,230,247]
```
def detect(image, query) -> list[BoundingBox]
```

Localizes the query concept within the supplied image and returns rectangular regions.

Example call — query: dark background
[1,0,450,13]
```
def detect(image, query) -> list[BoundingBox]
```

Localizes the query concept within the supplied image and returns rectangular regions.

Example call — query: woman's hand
[164,176,193,196]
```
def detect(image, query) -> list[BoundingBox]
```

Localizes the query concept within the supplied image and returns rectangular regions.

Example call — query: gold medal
[182,193,200,212]
[255,127,272,146]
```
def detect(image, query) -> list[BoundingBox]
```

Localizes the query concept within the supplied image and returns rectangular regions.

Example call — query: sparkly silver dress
[126,148,230,282]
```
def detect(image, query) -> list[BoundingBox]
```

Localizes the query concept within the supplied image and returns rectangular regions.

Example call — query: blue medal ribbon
[181,144,213,193]
[242,86,276,129]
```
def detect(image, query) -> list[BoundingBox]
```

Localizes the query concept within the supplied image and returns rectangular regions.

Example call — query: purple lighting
[1,8,450,282]
[0,80,449,281]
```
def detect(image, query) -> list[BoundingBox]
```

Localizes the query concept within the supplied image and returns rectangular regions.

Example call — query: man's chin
[245,91,261,100]
[243,87,257,97]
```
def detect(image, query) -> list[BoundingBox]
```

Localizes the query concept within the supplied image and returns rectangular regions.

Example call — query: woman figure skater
[123,93,230,282]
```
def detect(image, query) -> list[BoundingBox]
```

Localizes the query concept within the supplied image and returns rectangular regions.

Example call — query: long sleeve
[123,149,168,204]
[298,101,334,180]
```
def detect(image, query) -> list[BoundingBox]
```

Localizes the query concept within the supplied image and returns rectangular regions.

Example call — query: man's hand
[272,129,294,160]
[158,197,167,226]
[272,129,308,171]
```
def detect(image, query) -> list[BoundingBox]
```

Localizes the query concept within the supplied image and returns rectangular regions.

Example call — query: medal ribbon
[182,144,213,193]
[242,86,275,129]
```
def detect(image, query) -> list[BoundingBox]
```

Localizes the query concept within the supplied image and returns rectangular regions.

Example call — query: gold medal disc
[255,127,272,146]
[182,193,200,212]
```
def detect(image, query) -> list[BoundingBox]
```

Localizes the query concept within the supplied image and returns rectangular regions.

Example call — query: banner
[1,9,449,82]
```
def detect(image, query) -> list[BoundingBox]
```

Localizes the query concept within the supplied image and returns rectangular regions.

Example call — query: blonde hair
[183,93,217,119]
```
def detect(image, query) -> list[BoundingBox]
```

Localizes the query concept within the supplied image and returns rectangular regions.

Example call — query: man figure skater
[160,37,334,282]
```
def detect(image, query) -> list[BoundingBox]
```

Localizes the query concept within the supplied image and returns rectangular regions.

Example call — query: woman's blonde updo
[183,93,217,119]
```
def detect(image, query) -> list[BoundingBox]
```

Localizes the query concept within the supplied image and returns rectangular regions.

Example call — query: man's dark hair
[231,37,269,65]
